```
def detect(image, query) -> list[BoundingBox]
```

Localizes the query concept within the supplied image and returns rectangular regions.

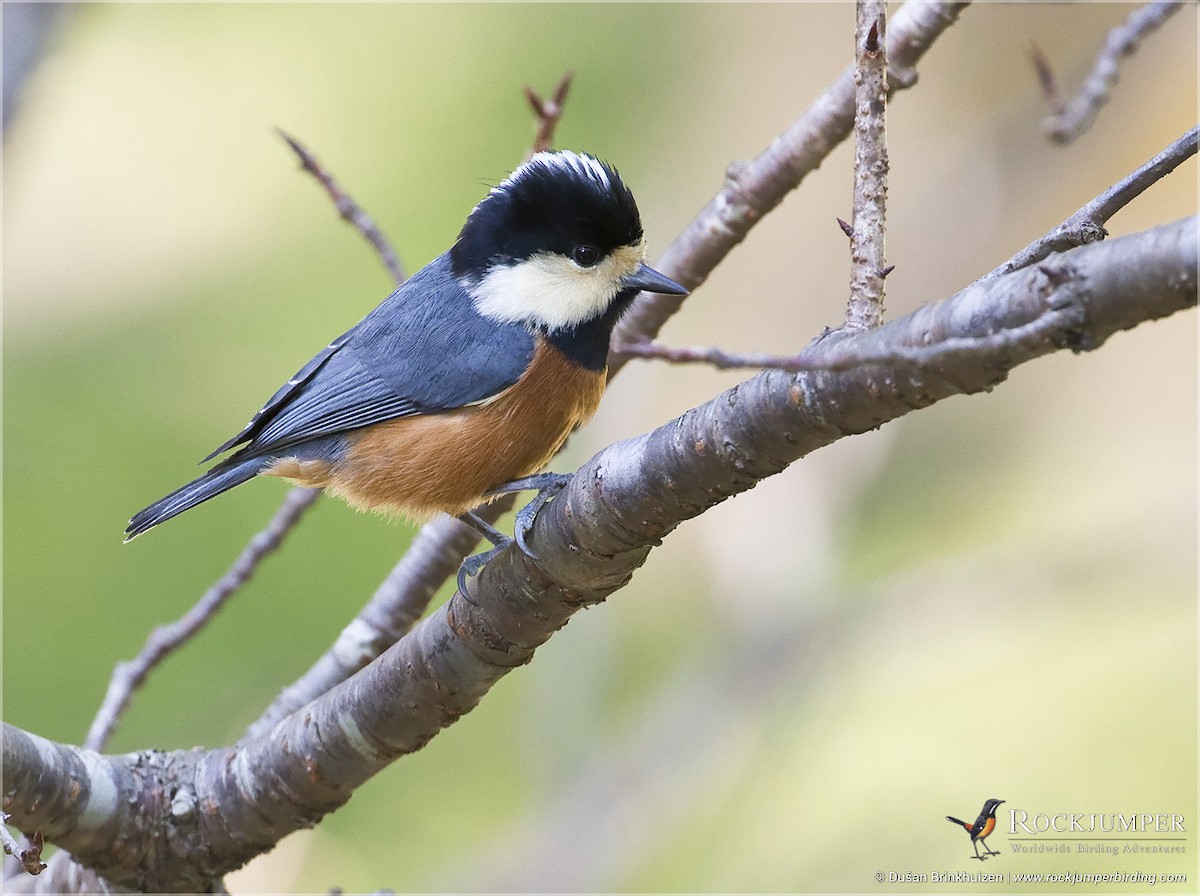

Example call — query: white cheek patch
[472,243,645,331]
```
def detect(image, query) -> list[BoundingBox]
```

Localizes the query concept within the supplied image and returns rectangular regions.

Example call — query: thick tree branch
[7,216,1193,891]
[15,6,1189,889]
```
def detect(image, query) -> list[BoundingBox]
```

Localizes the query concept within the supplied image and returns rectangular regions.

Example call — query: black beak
[622,263,689,296]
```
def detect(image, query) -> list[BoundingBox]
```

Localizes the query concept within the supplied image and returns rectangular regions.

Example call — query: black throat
[540,289,638,372]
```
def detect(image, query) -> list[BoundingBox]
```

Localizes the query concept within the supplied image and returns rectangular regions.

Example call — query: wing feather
[203,253,535,461]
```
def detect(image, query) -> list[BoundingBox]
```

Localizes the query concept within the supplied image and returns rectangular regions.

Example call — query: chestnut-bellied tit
[125,150,688,587]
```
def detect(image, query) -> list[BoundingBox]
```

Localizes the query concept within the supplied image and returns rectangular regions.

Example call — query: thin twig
[276,127,407,284]
[525,71,573,157]
[845,1,889,331]
[1,813,45,877]
[1030,42,1062,115]
[1036,2,1184,145]
[984,125,1197,282]
[617,309,1072,375]
[87,487,321,752]
[615,338,821,372]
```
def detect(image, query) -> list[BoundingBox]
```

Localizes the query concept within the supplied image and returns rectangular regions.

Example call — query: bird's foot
[456,474,571,598]
[488,473,572,560]
[455,511,514,601]
[455,540,509,600]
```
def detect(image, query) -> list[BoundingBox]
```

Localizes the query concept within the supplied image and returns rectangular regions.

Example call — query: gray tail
[125,456,266,541]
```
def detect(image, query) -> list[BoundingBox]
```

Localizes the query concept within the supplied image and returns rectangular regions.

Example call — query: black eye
[572,245,600,267]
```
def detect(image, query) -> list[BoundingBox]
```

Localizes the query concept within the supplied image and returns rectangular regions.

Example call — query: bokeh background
[3,3,1196,892]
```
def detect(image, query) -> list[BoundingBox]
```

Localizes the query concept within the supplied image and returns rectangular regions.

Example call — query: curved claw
[456,555,480,604]
[513,477,570,560]
[456,543,507,604]
[456,473,573,600]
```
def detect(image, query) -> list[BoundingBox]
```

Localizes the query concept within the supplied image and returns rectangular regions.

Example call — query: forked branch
[525,71,574,156]
[1033,2,1184,144]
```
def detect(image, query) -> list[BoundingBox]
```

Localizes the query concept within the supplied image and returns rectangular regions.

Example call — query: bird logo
[946,798,1004,861]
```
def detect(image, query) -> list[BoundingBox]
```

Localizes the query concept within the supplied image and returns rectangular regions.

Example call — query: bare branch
[276,127,407,285]
[984,125,1197,282]
[87,487,321,752]
[525,71,573,156]
[1037,2,1184,144]
[609,0,969,373]
[845,1,889,331]
[615,338,818,372]
[613,331,1008,374]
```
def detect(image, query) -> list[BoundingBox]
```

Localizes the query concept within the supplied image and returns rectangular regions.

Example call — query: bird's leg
[970,841,986,861]
[981,837,999,856]
[455,511,514,598]
[460,510,509,546]
[487,472,572,559]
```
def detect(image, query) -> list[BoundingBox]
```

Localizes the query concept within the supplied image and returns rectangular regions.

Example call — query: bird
[125,150,688,589]
[946,798,1005,860]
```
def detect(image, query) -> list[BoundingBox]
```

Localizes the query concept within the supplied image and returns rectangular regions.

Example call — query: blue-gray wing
[206,253,535,461]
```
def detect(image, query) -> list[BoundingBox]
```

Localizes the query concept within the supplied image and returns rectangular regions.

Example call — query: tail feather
[125,457,266,541]
[946,816,969,829]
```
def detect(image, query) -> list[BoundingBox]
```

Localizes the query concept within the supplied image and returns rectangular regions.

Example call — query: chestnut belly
[264,341,606,519]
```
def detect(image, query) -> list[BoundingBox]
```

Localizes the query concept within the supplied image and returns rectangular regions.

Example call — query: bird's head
[452,150,687,332]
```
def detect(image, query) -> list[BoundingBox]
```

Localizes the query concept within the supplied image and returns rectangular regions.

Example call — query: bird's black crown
[451,151,645,281]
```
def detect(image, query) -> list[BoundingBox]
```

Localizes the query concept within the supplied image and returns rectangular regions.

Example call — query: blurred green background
[3,3,1196,892]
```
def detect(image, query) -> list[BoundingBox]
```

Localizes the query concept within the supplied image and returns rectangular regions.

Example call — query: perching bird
[946,798,1004,860]
[126,150,687,586]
